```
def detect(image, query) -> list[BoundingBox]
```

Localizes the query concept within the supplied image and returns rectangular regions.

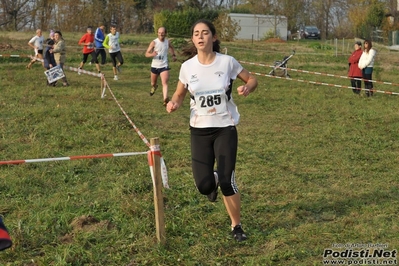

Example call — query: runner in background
[94,24,106,65]
[26,29,44,69]
[78,26,101,74]
[103,25,123,81]
[145,27,177,106]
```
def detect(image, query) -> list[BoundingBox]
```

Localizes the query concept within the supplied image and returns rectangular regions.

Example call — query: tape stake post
[149,138,166,245]
[101,74,107,99]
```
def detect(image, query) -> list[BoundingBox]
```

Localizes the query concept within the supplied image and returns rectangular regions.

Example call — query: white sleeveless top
[151,38,169,68]
[106,32,120,53]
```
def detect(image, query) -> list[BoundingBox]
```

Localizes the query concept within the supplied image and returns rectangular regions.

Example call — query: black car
[300,26,321,39]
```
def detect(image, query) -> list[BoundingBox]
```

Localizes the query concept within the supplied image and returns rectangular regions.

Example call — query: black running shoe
[163,97,170,106]
[231,224,247,242]
[207,171,219,202]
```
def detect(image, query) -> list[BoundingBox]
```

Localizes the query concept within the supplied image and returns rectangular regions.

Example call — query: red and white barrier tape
[249,71,399,95]
[3,54,169,187]
[28,55,103,78]
[240,61,399,88]
[70,66,102,78]
[102,77,169,188]
[0,54,31,58]
[0,151,147,165]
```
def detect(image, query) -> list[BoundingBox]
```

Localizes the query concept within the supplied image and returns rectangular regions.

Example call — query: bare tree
[0,0,34,30]
[182,0,208,9]
[0,0,392,38]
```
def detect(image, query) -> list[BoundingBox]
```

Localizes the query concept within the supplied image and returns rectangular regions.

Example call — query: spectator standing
[26,29,44,69]
[145,27,177,106]
[49,29,55,40]
[348,41,363,94]
[43,38,57,86]
[52,31,69,86]
[166,19,258,242]
[358,40,377,97]
[103,25,123,80]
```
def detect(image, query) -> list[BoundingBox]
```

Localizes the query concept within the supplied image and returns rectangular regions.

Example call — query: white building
[228,13,288,41]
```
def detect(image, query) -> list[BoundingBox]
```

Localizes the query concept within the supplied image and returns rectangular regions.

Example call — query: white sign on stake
[44,65,65,83]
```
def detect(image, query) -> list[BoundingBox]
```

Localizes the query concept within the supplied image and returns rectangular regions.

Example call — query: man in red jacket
[348,41,363,94]
[78,26,101,74]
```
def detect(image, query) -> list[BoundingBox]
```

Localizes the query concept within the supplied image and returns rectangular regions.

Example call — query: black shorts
[151,67,170,75]
[110,51,123,67]
[82,51,98,64]
[37,50,43,55]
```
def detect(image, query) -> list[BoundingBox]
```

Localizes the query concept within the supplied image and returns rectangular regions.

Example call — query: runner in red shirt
[78,26,101,74]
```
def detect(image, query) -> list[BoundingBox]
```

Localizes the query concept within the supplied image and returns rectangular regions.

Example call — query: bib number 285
[199,94,221,107]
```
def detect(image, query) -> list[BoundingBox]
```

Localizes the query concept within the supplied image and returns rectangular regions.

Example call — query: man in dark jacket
[43,38,58,86]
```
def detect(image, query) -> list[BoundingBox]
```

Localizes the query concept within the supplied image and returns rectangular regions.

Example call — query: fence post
[150,137,166,245]
[335,38,338,57]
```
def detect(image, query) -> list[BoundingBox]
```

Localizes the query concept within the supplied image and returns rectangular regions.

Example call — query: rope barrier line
[0,151,148,165]
[2,54,169,187]
[240,60,399,88]
[28,55,103,78]
[69,66,102,78]
[4,55,153,147]
[0,52,394,86]
[102,77,169,188]
[102,77,151,149]
[29,55,161,152]
[249,71,399,96]
[0,54,31,58]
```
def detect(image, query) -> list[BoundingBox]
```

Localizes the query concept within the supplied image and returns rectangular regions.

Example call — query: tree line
[1,0,398,41]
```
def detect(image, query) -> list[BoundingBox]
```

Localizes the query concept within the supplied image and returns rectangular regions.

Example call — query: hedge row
[153,9,220,38]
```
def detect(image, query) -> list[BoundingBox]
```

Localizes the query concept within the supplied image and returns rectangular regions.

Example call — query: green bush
[120,39,139,46]
[262,29,276,40]
[170,38,188,49]
[154,9,220,38]
[308,42,334,50]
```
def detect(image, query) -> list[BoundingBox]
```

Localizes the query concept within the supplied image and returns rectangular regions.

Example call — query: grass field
[1,32,399,265]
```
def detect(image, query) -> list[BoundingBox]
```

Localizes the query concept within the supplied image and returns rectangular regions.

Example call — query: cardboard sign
[44,65,65,83]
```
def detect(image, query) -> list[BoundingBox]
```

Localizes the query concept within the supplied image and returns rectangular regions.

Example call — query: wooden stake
[150,138,166,244]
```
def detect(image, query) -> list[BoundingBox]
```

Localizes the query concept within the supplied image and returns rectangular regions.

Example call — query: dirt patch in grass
[0,44,14,50]
[59,215,114,244]
[265,38,286,43]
